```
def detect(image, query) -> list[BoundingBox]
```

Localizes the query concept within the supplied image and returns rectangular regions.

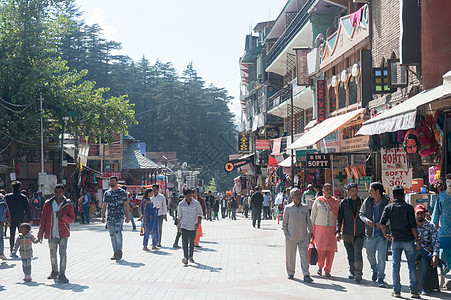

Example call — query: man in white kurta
[282,188,314,282]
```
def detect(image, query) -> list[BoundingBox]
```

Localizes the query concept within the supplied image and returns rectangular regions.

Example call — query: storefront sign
[238,132,250,153]
[381,148,408,169]
[306,153,330,169]
[224,158,253,173]
[296,48,311,86]
[101,172,122,180]
[296,150,318,167]
[382,169,413,188]
[340,119,369,152]
[321,130,340,153]
[267,127,279,139]
[317,80,326,123]
[256,139,271,150]
[272,138,282,154]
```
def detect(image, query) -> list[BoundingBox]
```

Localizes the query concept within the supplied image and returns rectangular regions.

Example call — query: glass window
[338,82,346,109]
[349,77,358,105]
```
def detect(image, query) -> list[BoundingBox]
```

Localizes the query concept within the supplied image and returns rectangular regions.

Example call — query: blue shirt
[374,201,383,237]
[103,187,127,222]
[263,195,270,207]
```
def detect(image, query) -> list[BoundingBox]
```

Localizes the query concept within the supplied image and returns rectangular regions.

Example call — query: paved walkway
[1,214,450,299]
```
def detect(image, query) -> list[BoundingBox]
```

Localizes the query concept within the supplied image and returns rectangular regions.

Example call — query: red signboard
[317,80,326,123]
[256,140,271,150]
[296,49,311,86]
[101,172,122,180]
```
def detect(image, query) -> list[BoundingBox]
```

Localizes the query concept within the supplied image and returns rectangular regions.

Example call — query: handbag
[308,242,317,265]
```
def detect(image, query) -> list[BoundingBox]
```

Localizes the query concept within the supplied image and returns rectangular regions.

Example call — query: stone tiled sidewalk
[1,214,450,299]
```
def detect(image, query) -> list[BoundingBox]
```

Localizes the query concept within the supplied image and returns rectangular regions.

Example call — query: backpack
[0,198,7,223]
[403,130,420,154]
[368,134,381,152]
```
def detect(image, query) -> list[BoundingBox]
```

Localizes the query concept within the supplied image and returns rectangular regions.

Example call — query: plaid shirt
[417,219,440,256]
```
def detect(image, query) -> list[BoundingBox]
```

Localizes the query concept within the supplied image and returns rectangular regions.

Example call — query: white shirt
[52,200,63,238]
[177,199,203,231]
[151,193,167,216]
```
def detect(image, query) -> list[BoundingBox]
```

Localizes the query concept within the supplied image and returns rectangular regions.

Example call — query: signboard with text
[272,138,282,154]
[317,80,326,123]
[296,150,319,167]
[296,48,311,86]
[306,153,331,169]
[238,132,250,153]
[381,148,411,188]
[321,130,340,153]
[256,139,271,150]
[381,148,408,169]
[340,119,369,152]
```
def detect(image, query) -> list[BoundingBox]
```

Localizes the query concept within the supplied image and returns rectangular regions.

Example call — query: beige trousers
[285,238,310,276]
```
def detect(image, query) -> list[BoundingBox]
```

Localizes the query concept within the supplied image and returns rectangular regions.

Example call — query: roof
[122,142,159,170]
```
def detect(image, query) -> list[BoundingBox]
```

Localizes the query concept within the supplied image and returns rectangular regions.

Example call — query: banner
[256,139,271,150]
[321,130,340,153]
[296,48,311,86]
[296,150,318,168]
[381,148,408,169]
[272,138,282,155]
[224,158,253,173]
[306,153,330,169]
[340,119,369,152]
[317,80,326,123]
[238,132,250,153]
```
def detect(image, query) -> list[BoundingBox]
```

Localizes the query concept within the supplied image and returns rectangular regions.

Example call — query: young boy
[12,223,39,282]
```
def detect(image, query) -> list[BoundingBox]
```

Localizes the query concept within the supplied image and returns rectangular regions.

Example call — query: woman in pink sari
[311,183,340,277]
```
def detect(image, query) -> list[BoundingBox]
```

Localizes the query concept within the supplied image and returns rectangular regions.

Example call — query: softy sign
[306,153,330,168]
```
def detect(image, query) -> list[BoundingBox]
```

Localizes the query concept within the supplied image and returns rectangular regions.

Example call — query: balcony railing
[268,87,291,111]
[266,0,316,68]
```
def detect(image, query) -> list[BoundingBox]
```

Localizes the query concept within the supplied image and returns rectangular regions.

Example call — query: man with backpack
[6,181,32,257]
[0,194,11,260]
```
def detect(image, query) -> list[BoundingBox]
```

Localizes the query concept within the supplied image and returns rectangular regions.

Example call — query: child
[12,223,39,282]
[141,188,159,251]
[213,200,219,220]
[30,192,41,226]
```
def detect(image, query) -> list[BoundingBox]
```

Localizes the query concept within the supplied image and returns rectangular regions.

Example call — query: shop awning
[287,108,365,150]
[278,156,294,167]
[357,70,451,136]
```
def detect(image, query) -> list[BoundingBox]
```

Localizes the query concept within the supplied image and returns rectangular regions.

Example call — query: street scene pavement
[1,214,451,300]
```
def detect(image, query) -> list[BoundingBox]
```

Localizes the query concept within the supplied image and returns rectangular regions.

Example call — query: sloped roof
[122,142,159,170]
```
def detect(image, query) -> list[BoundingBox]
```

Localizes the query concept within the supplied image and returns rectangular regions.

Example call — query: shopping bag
[308,242,317,265]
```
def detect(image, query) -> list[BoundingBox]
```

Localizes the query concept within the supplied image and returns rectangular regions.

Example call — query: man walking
[151,184,167,247]
[122,186,136,231]
[80,189,91,224]
[37,184,75,283]
[177,188,203,265]
[336,183,365,282]
[302,184,316,214]
[250,186,264,228]
[263,192,271,220]
[101,176,130,260]
[205,191,215,221]
[221,195,227,219]
[380,185,421,298]
[359,182,390,287]
[6,181,31,257]
[283,188,314,283]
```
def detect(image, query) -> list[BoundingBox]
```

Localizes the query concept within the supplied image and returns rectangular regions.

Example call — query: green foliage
[204,178,218,193]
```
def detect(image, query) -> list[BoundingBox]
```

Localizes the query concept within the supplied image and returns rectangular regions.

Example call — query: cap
[346,183,358,190]
[307,184,313,189]
[414,204,426,213]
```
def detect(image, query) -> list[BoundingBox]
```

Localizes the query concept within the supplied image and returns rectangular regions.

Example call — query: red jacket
[38,197,75,240]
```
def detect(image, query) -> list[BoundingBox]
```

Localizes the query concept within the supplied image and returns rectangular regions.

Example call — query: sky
[74,0,288,124]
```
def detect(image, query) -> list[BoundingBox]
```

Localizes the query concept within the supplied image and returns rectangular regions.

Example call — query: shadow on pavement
[195,247,217,252]
[199,241,218,245]
[292,277,346,292]
[0,285,4,291]
[189,262,223,273]
[0,262,16,269]
[45,282,89,292]
[115,259,145,268]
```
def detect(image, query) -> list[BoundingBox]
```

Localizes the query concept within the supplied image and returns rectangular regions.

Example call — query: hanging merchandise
[380,132,398,150]
[429,166,438,185]
[368,134,381,152]
[417,116,439,157]
[396,130,408,143]
[403,130,420,154]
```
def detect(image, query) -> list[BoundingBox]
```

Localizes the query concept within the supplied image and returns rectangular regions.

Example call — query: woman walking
[141,188,159,251]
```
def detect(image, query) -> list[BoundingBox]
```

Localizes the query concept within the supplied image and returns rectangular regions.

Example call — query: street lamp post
[290,84,295,188]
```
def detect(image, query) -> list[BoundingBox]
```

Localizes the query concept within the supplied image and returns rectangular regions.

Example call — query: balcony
[319,4,370,70]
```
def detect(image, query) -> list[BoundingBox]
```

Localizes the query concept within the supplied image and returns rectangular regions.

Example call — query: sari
[141,198,159,246]
[313,196,340,252]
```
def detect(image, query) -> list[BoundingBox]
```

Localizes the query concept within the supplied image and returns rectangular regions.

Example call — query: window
[373,67,395,94]
[329,87,337,113]
[305,107,313,124]
[338,82,346,109]
[348,77,358,105]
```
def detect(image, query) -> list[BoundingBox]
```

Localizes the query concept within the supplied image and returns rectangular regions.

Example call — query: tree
[204,178,218,193]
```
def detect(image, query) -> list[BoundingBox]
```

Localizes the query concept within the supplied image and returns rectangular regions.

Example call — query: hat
[346,183,358,190]
[414,204,426,213]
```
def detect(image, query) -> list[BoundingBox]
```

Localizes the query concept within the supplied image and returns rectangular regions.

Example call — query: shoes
[152,246,159,250]
[173,244,181,249]
[156,244,162,247]
[10,252,18,258]
[317,269,322,276]
[372,271,378,282]
[355,274,362,282]
[420,290,430,296]
[194,245,202,248]
[189,258,194,263]
[324,272,331,278]
[258,226,260,228]
[182,257,188,265]
[0,254,6,260]
[378,278,386,288]
[288,275,294,280]
[23,275,32,282]
[392,290,401,298]
[110,253,116,260]
[47,271,59,279]
[132,225,136,231]
[115,250,122,260]
[143,246,149,251]
[304,275,313,283]
[348,272,355,279]
[58,274,69,283]
[410,291,421,298]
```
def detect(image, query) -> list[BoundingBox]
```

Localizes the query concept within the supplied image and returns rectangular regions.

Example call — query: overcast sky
[75,0,287,123]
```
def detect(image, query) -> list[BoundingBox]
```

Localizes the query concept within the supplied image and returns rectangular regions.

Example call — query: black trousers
[221,208,226,218]
[252,207,262,227]
[9,222,20,250]
[343,236,364,275]
[263,206,271,219]
[181,228,196,259]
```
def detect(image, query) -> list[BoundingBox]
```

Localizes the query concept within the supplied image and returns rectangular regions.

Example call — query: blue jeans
[392,240,418,292]
[416,248,434,292]
[0,225,4,256]
[128,209,136,227]
[231,209,236,220]
[22,258,31,276]
[107,218,123,252]
[82,205,90,223]
[366,235,388,279]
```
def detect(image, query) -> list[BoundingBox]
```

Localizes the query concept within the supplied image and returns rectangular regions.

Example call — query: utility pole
[40,93,44,174]
[290,83,295,188]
